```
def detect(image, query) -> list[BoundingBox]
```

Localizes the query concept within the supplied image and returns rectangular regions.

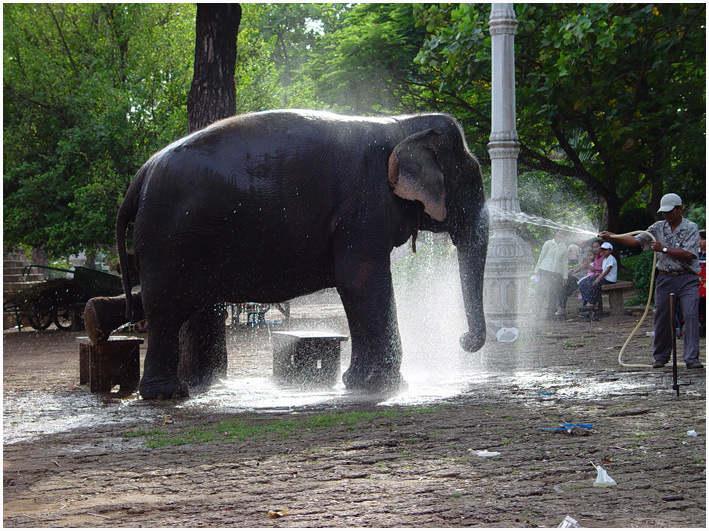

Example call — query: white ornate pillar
[484,3,534,330]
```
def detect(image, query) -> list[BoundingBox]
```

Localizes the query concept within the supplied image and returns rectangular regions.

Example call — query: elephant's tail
[116,167,144,321]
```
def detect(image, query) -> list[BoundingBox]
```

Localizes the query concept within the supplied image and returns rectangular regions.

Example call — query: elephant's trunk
[453,214,489,353]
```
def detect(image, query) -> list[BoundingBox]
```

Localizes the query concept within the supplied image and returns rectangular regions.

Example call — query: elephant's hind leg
[139,312,190,400]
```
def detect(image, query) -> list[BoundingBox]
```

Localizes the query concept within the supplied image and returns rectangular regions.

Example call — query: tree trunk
[604,192,624,235]
[649,177,664,221]
[181,3,242,387]
[186,3,242,134]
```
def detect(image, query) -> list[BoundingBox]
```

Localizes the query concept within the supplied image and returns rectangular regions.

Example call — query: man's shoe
[686,362,704,369]
[652,360,667,368]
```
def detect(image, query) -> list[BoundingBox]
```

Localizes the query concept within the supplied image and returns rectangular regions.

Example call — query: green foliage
[412,4,706,229]
[4,3,705,261]
[629,251,657,305]
[3,3,195,259]
[299,3,427,114]
[686,204,706,230]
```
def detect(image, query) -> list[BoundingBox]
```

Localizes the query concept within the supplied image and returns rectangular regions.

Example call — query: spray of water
[488,205,599,238]
[392,235,474,395]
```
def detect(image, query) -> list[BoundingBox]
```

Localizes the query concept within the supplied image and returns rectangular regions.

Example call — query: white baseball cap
[601,242,613,250]
[658,193,682,213]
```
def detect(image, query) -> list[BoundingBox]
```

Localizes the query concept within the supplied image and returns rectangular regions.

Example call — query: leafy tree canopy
[3,3,705,261]
[4,3,195,258]
[412,3,705,230]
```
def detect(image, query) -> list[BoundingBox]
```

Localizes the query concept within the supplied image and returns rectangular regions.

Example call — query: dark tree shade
[187,3,242,133]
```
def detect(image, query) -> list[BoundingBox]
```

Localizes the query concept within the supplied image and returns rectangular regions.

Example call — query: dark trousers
[538,270,563,316]
[653,274,700,364]
[578,275,611,306]
[559,276,580,309]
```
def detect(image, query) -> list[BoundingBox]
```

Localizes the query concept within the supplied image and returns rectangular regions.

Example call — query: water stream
[488,205,600,238]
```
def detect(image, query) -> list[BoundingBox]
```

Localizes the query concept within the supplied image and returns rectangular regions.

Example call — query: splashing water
[488,205,599,238]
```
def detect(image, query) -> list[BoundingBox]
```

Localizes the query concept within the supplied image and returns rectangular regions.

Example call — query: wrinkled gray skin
[116,110,488,399]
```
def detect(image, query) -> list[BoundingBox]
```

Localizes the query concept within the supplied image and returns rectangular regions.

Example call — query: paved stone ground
[3,293,706,527]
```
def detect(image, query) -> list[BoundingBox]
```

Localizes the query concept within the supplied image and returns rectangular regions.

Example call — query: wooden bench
[602,281,634,315]
[272,331,348,388]
[77,336,143,394]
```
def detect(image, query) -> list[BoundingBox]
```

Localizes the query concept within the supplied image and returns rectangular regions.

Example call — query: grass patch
[123,406,437,449]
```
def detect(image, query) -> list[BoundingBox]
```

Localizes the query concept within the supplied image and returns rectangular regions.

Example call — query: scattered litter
[645,331,655,337]
[558,515,580,528]
[530,274,540,283]
[87,512,111,519]
[686,430,698,437]
[538,391,553,396]
[267,509,288,518]
[591,462,616,487]
[473,450,500,457]
[662,494,685,502]
[163,416,174,425]
[496,327,519,343]
[539,423,593,435]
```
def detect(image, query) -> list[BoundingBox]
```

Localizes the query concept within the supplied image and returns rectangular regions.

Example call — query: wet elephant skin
[114,110,489,399]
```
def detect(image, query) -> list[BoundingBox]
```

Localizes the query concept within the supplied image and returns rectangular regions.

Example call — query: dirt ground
[3,291,706,528]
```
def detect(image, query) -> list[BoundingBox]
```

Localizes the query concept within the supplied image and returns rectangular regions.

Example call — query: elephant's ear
[388,129,447,222]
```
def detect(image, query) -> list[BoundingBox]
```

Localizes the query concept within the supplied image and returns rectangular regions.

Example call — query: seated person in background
[557,243,585,316]
[577,240,604,309]
[579,242,617,316]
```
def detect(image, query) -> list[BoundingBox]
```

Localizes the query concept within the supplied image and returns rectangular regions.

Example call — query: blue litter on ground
[538,423,593,432]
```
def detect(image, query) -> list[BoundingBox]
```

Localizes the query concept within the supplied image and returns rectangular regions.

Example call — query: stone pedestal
[77,336,142,393]
[272,331,348,388]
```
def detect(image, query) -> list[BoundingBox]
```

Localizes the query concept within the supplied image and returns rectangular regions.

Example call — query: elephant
[115,109,489,399]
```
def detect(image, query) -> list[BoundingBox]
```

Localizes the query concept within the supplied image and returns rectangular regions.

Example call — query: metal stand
[670,293,679,396]
[669,293,691,397]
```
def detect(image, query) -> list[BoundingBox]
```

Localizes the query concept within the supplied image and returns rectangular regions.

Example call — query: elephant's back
[132,112,352,269]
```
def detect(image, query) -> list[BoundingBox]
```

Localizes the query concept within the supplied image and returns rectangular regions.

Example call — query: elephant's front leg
[337,256,406,393]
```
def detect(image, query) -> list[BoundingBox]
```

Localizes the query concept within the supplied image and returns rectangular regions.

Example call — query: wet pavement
[3,286,706,528]
[4,288,704,446]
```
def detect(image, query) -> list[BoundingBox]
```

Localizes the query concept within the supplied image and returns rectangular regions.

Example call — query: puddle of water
[3,390,148,445]
[3,348,686,446]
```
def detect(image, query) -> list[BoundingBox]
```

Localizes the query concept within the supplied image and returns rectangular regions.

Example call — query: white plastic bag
[591,462,616,487]
[496,327,519,343]
[558,515,580,528]
[473,449,500,457]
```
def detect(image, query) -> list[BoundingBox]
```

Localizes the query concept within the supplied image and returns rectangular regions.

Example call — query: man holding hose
[599,193,702,370]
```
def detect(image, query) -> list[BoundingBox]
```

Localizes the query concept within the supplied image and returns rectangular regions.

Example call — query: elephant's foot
[343,365,407,393]
[185,372,223,393]
[342,363,367,389]
[139,376,190,400]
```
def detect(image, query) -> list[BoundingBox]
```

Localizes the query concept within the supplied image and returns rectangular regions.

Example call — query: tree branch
[45,4,80,82]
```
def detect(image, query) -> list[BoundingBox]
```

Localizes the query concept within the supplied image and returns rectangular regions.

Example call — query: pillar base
[483,223,535,334]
